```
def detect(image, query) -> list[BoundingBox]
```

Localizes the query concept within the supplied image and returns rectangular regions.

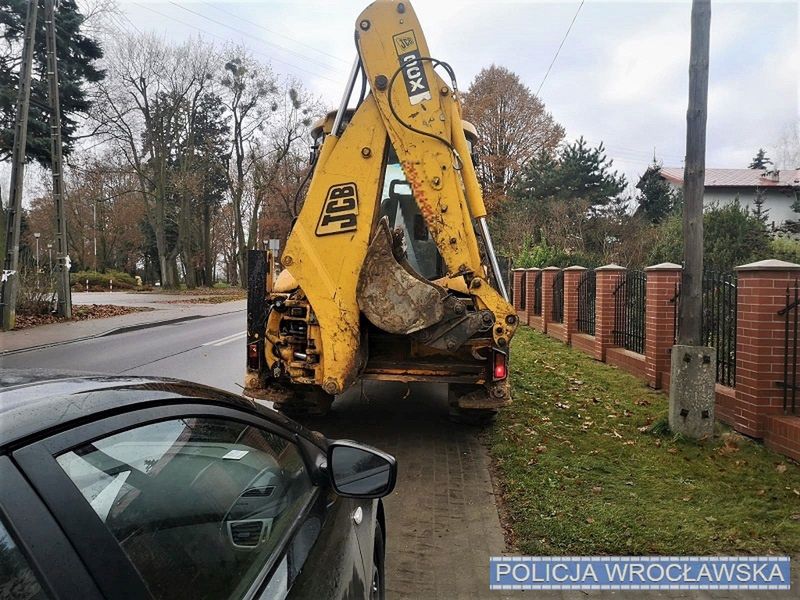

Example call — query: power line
[536,0,585,97]
[128,2,343,84]
[166,1,341,74]
[198,0,350,67]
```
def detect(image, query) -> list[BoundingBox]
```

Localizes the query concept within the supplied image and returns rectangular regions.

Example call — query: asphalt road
[2,310,247,393]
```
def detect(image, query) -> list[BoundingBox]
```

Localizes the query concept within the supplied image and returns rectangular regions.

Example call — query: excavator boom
[246,0,517,421]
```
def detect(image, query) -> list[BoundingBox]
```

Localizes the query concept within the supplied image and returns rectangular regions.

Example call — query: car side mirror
[327,441,397,499]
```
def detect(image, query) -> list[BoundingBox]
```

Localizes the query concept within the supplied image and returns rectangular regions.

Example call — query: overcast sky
[4,0,797,199]
[111,0,798,188]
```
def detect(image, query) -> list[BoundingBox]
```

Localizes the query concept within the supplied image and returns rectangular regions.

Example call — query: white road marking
[203,331,246,347]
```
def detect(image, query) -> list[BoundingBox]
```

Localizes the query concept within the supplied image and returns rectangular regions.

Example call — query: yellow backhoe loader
[245,0,517,423]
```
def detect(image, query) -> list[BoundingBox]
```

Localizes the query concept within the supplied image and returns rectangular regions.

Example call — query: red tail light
[247,342,259,370]
[493,350,508,380]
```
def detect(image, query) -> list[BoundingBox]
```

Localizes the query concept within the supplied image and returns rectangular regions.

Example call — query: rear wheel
[370,524,386,600]
[447,384,498,426]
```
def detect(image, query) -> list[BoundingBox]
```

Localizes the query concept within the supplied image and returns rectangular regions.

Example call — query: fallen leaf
[776,464,788,474]
[668,447,679,455]
[586,517,595,524]
[756,489,766,496]
[591,486,603,494]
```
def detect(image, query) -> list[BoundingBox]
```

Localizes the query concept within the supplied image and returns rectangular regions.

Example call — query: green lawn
[490,326,800,555]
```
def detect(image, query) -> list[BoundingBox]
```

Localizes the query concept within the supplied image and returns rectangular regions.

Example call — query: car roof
[0,369,314,450]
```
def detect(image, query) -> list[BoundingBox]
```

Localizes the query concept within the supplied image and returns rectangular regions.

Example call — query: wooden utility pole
[678,0,711,345]
[1,0,39,331]
[45,0,71,318]
[669,0,715,440]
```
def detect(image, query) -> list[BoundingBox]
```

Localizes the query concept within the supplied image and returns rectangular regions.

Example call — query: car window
[0,517,48,599]
[55,417,314,600]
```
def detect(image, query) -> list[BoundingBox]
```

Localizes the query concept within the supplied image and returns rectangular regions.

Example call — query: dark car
[0,370,396,600]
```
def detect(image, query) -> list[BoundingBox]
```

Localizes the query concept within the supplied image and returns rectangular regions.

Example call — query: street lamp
[33,232,40,289]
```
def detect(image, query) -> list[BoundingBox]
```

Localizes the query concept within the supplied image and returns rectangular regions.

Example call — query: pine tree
[752,188,770,227]
[635,160,680,224]
[0,0,104,167]
[748,148,773,170]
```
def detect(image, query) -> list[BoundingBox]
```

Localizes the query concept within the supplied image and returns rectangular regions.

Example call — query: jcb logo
[393,30,432,105]
[316,183,359,236]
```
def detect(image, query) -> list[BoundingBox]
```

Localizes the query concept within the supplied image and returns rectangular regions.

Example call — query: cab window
[378,146,444,280]
[56,418,315,600]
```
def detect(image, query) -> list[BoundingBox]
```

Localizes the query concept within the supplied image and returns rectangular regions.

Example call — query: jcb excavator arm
[274,0,516,397]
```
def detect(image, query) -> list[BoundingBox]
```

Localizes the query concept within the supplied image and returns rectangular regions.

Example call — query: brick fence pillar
[644,263,682,389]
[540,267,560,334]
[511,269,525,314]
[594,264,626,361]
[734,259,800,438]
[525,268,542,330]
[563,266,587,344]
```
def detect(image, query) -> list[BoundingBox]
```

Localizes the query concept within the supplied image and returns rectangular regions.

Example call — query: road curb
[1,310,241,357]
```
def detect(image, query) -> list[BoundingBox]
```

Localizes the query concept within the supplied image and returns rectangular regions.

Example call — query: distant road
[3,310,246,393]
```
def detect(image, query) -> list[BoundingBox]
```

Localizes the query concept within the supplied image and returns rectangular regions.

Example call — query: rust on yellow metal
[282,96,388,394]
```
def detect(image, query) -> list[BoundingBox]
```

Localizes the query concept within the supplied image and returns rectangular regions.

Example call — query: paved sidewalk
[1,298,245,354]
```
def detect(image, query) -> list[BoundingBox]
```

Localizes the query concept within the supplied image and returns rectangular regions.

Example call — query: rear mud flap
[357,218,448,335]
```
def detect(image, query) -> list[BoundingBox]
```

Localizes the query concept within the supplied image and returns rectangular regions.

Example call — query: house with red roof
[659,168,800,230]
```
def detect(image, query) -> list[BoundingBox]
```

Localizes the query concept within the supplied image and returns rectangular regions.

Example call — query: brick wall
[511,269,526,324]
[644,264,681,389]
[594,265,626,361]
[514,261,800,463]
[526,269,543,332]
[732,261,800,437]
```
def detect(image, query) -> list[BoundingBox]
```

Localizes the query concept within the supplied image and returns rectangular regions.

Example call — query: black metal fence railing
[613,271,647,354]
[671,271,737,387]
[778,280,799,415]
[577,270,596,335]
[533,272,542,316]
[703,271,737,387]
[551,270,564,323]
[518,271,527,311]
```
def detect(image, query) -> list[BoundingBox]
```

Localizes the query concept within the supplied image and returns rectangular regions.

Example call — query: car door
[12,402,368,600]
[0,456,102,600]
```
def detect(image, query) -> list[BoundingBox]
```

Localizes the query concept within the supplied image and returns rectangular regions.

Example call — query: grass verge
[490,326,800,555]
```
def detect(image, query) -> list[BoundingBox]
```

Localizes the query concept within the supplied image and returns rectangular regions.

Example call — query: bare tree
[93,33,217,287]
[218,49,277,284]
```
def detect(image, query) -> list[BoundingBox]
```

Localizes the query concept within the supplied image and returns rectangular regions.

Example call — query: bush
[70,270,137,290]
[647,202,771,272]
[514,237,598,269]
[770,237,800,264]
[16,268,53,315]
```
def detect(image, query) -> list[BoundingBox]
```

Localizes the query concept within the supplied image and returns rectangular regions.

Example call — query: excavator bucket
[357,217,448,334]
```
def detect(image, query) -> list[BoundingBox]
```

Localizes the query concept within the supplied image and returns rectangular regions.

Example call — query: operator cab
[309,109,480,284]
